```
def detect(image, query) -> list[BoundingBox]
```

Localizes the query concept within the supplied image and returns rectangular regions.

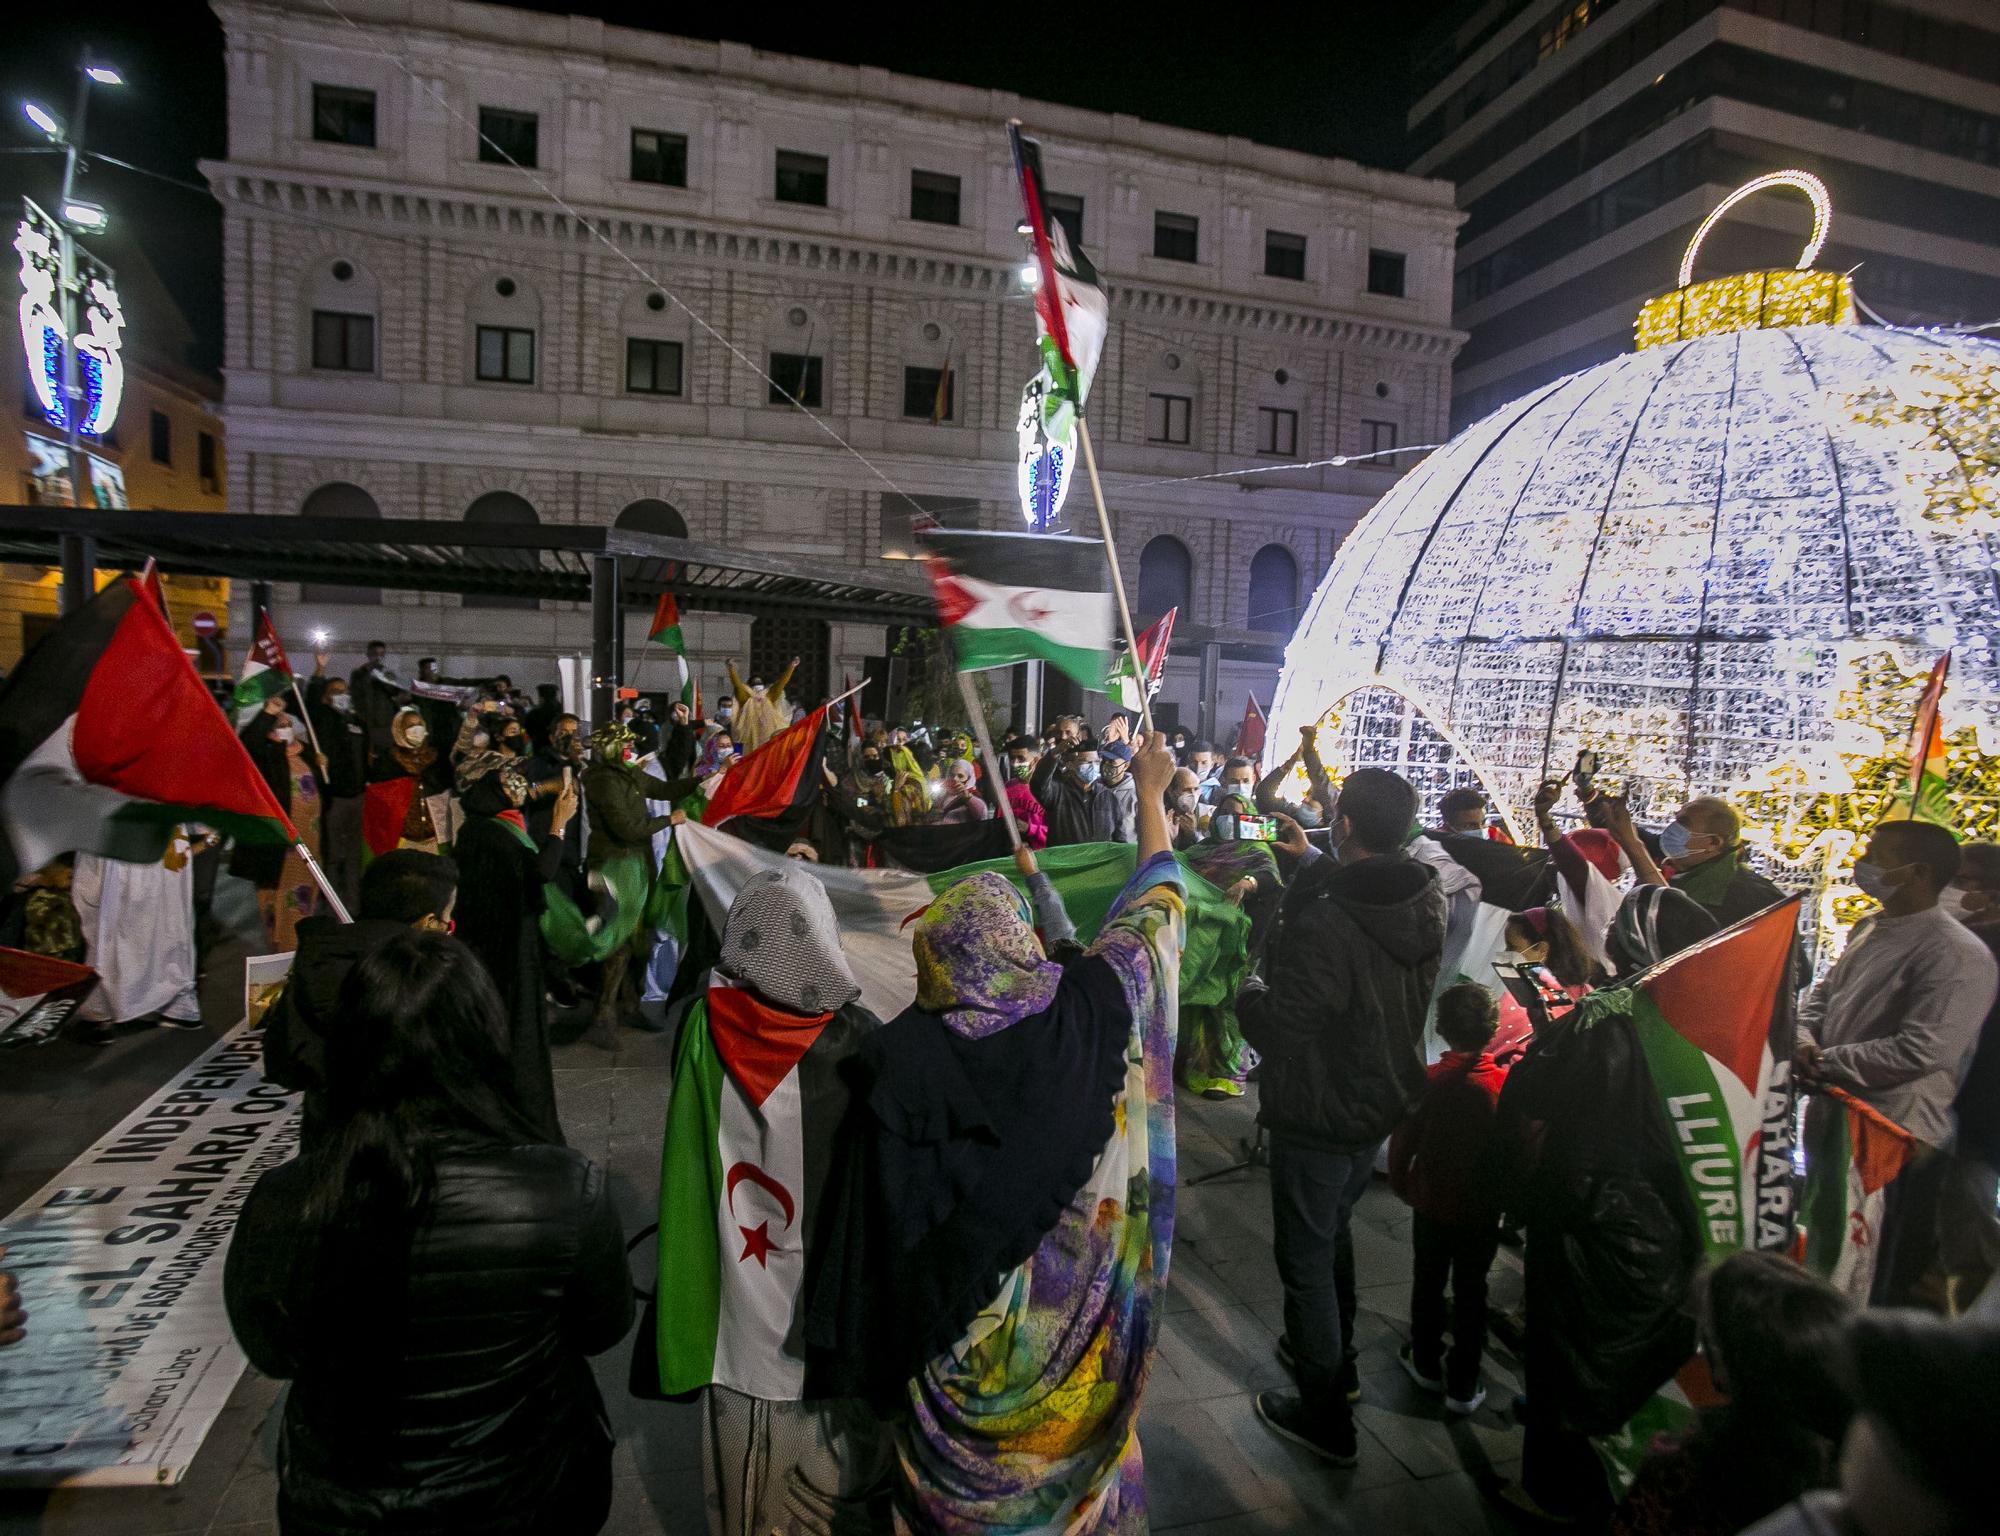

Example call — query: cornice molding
[204,161,1467,359]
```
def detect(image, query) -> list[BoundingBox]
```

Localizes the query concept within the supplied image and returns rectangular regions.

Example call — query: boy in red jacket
[1388,982,1511,1414]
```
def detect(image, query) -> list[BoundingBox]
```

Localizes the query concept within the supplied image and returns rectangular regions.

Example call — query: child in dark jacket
[1388,982,1511,1412]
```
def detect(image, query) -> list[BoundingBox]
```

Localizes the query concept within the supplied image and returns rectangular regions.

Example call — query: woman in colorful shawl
[1177,794,1283,1099]
[808,734,1185,1535]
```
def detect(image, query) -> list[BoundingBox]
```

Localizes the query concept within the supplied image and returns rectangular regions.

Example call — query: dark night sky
[4,0,1431,376]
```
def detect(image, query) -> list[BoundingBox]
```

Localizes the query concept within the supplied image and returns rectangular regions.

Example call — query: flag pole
[295,840,352,924]
[956,671,1023,850]
[288,676,330,782]
[1075,418,1153,738]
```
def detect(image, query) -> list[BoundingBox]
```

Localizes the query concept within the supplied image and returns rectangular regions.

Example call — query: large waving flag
[1801,1086,1919,1302]
[1237,694,1268,763]
[1112,607,1176,714]
[1007,121,1107,444]
[923,527,1113,693]
[701,704,830,842]
[0,579,296,882]
[231,611,295,718]
[1903,653,1953,826]
[1620,896,1803,1258]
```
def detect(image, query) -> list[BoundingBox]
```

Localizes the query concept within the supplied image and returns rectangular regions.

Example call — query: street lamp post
[24,58,122,614]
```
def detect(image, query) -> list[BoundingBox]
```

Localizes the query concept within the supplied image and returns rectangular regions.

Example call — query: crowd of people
[7,648,2000,1536]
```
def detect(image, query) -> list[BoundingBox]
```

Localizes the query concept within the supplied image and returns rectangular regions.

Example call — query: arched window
[463,491,541,611]
[615,499,688,540]
[299,481,381,605]
[616,498,689,590]
[1247,543,1300,635]
[1136,534,1192,622]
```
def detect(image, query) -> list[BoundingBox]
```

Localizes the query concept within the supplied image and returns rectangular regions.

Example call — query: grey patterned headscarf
[719,866,859,1016]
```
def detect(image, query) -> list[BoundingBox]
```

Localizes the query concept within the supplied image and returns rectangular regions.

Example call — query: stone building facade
[208,0,1463,730]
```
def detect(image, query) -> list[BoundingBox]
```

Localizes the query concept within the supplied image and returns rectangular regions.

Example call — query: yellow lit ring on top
[1677,170,1832,289]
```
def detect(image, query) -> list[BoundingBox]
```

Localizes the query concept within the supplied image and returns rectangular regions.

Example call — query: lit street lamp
[19,56,125,614]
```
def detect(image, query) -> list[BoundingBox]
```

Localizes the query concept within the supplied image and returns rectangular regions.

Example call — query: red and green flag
[1801,1085,1919,1302]
[1903,653,1952,826]
[231,611,294,717]
[1111,607,1176,714]
[0,578,296,878]
[648,592,685,652]
[1622,895,1803,1258]
[922,527,1113,693]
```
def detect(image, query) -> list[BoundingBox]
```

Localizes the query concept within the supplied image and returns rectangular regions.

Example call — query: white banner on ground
[0,954,298,1487]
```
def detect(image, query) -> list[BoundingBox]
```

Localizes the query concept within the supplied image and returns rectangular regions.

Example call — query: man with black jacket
[306,653,370,911]
[262,851,457,1141]
[1241,768,1447,1465]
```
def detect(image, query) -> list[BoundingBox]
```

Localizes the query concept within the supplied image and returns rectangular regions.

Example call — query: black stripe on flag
[920,530,1109,595]
[0,579,135,785]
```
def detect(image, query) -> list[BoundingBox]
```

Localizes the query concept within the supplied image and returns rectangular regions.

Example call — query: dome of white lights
[1272,173,2000,848]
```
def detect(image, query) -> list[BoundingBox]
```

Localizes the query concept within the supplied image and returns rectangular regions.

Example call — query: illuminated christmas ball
[1272,172,2000,843]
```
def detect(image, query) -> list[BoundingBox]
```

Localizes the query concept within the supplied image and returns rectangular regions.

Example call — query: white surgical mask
[271,726,294,743]
[1659,821,1695,861]
[407,723,428,745]
[328,692,353,713]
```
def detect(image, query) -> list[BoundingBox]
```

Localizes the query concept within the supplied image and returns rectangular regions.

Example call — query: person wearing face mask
[1796,820,1998,1306]
[1098,741,1138,843]
[1186,741,1221,801]
[233,699,325,948]
[370,706,440,852]
[999,737,1048,850]
[307,649,369,911]
[1180,794,1284,1097]
[1166,766,1203,851]
[932,758,992,825]
[1031,741,1118,848]
[1934,843,2000,1308]
[725,655,800,754]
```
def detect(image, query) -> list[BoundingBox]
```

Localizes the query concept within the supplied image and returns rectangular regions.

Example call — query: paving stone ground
[1,876,1531,1535]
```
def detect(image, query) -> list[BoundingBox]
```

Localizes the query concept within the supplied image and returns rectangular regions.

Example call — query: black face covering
[861,755,884,775]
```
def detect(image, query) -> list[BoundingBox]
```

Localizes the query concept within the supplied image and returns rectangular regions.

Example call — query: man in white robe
[72,833,202,1029]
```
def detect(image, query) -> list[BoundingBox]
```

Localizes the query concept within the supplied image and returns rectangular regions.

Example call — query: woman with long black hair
[225,930,632,1535]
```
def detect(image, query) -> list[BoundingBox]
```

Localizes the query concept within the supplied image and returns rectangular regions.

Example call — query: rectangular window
[768,351,823,408]
[902,365,954,421]
[625,337,684,396]
[149,409,171,465]
[475,325,536,384]
[1153,211,1199,263]
[1367,248,1407,297]
[1044,192,1084,252]
[909,169,961,226]
[1258,406,1298,456]
[629,128,687,187]
[311,310,375,372]
[1264,230,1307,280]
[774,149,829,206]
[1147,393,1192,445]
[311,84,376,147]
[478,107,538,167]
[198,431,219,491]
[1364,418,1399,456]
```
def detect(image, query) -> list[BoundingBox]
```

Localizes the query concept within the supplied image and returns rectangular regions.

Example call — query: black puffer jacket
[1242,849,1446,1152]
[225,1145,633,1536]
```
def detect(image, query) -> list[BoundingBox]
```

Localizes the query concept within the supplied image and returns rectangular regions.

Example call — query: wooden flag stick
[1075,418,1154,738]
[287,676,330,782]
[957,671,1023,851]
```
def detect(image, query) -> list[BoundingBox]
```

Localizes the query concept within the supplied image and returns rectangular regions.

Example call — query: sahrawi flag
[922,527,1113,693]
[652,822,1250,1395]
[1801,1085,1919,1302]
[1112,607,1176,713]
[648,592,696,706]
[1622,895,1803,1258]
[231,611,294,717]
[0,578,296,881]
[1903,652,1953,826]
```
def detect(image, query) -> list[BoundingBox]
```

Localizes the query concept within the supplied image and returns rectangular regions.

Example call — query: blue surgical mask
[1658,821,1694,861]
[1074,761,1100,786]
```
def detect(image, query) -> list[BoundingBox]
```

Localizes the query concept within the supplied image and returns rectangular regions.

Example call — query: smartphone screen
[1493,961,1570,1012]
